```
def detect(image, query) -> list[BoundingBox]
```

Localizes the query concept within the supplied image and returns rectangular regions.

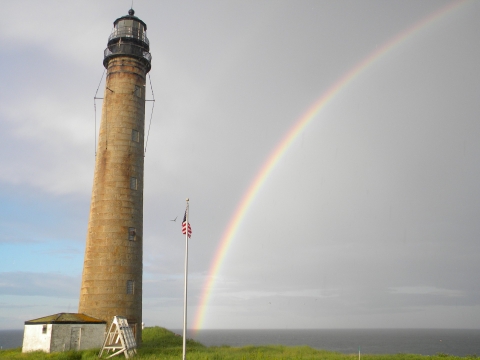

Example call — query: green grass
[1,327,478,359]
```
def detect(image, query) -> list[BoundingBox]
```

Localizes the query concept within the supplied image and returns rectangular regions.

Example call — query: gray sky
[1,0,480,330]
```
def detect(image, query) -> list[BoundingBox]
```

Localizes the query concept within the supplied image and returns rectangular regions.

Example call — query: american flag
[182,211,192,238]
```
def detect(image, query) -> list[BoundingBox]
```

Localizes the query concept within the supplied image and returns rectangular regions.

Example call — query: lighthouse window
[128,227,136,241]
[134,85,142,98]
[132,129,139,142]
[42,325,47,334]
[127,280,135,294]
[130,177,137,190]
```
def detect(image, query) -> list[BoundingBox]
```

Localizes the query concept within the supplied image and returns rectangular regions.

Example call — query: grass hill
[0,326,476,359]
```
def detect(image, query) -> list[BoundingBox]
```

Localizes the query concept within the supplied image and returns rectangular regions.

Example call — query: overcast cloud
[1,0,479,330]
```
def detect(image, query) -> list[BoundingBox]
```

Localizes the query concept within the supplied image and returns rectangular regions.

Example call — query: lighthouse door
[70,327,81,350]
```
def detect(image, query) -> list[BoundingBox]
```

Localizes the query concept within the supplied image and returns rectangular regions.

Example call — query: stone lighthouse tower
[79,9,151,343]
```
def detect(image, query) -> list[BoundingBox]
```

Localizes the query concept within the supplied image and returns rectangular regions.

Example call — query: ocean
[0,329,23,350]
[2,329,479,356]
[175,329,480,356]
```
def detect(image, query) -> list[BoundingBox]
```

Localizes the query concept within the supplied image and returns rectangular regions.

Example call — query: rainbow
[193,0,467,330]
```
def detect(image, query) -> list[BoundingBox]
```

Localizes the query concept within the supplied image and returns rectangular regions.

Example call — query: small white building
[22,313,106,353]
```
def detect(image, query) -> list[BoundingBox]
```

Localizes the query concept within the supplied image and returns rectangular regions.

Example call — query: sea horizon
[175,328,480,357]
[2,328,480,356]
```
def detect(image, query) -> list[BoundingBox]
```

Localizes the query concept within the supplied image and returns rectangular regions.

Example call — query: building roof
[25,313,106,325]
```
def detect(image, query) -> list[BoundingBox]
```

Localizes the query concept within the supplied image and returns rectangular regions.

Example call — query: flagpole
[182,198,189,360]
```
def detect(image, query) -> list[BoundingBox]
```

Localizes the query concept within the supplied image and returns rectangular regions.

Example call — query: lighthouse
[79,9,151,344]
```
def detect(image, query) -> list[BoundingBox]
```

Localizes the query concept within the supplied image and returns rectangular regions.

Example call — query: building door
[70,327,81,350]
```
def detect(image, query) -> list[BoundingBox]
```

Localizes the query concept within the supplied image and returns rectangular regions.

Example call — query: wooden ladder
[99,316,137,358]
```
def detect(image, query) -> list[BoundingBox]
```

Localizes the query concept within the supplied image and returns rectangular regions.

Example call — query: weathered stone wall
[79,56,147,344]
[50,324,106,352]
[23,323,106,353]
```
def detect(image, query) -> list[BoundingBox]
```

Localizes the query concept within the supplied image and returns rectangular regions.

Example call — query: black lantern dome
[103,9,152,72]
